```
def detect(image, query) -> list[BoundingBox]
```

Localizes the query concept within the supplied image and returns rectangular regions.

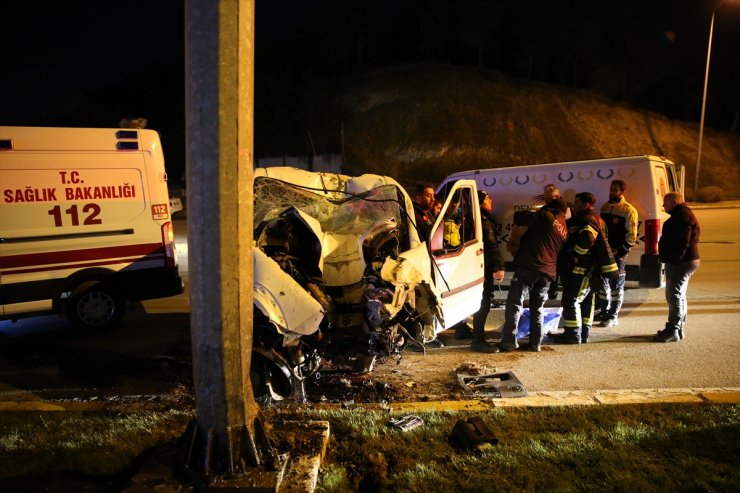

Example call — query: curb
[1,388,738,413]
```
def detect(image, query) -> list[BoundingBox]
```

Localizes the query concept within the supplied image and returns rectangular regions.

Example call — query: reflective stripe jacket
[600,197,638,257]
[565,209,618,278]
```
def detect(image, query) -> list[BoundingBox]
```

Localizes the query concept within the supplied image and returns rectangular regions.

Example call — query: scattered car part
[457,371,528,398]
[388,415,424,432]
[452,417,498,451]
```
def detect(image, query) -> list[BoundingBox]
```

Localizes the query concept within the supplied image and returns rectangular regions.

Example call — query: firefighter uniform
[556,209,618,343]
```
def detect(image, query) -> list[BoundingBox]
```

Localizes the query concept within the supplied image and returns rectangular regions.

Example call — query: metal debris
[457,371,528,398]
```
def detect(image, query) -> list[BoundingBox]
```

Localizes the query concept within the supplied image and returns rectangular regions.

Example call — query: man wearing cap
[470,190,506,353]
[551,192,618,344]
[497,198,569,352]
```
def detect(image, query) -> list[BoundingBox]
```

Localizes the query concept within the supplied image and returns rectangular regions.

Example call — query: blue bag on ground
[516,307,562,338]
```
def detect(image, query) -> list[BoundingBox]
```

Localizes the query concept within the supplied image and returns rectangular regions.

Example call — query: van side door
[428,180,484,329]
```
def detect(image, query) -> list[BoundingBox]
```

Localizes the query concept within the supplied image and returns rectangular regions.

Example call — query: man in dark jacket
[497,198,568,352]
[551,192,618,344]
[471,190,505,353]
[653,192,700,342]
[413,183,436,242]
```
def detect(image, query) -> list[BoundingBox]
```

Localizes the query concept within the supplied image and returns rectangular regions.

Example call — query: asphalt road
[1,205,738,397]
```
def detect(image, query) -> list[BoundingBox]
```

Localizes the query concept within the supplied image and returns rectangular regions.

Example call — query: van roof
[0,126,160,153]
[443,155,675,180]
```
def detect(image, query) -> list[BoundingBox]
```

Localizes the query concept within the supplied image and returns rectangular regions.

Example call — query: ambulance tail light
[644,219,660,255]
[162,221,177,268]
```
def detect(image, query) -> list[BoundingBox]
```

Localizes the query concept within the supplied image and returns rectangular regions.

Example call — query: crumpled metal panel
[457,371,528,398]
[253,248,324,338]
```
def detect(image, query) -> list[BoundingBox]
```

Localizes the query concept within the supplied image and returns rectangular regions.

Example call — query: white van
[437,155,685,288]
[0,126,184,329]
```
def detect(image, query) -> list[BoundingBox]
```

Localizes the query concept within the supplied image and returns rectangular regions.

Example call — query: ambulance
[437,155,685,288]
[0,126,184,329]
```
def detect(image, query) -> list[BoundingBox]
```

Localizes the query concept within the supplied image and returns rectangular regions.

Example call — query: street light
[694,0,732,195]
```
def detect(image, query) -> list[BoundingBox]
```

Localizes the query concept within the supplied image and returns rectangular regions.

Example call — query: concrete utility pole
[185,0,272,482]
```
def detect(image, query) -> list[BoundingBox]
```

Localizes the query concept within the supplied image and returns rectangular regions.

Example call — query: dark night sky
[1,1,738,176]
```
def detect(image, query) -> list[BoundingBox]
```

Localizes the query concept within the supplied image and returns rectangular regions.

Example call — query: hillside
[338,64,740,198]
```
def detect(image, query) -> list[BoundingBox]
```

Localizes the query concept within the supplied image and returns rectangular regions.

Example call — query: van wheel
[250,352,293,406]
[66,282,126,330]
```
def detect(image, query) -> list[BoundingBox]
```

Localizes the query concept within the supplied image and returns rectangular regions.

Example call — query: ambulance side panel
[0,126,183,323]
[438,156,681,288]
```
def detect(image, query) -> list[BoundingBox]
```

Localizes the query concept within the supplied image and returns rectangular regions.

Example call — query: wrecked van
[251,167,484,403]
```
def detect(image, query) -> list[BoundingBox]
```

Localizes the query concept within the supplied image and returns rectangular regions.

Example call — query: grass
[0,403,736,492]
[0,409,192,492]
[274,403,740,493]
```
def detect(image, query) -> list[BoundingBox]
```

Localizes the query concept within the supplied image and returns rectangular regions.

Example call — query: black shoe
[453,324,474,340]
[652,329,680,343]
[407,341,425,352]
[471,340,499,353]
[519,342,541,352]
[599,316,618,327]
[497,341,519,352]
[549,332,581,345]
[426,338,445,348]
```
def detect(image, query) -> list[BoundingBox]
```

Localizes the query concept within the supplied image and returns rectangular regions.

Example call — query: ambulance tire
[66,281,126,331]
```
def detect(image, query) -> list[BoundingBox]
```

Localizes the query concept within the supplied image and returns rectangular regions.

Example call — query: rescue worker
[471,190,506,353]
[413,183,436,242]
[597,180,638,327]
[653,192,700,342]
[497,198,568,352]
[551,192,618,344]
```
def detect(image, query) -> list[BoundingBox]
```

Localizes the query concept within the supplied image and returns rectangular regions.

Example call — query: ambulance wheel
[66,282,126,330]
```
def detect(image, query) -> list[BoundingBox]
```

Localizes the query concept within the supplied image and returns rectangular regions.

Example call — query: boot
[581,326,591,344]
[549,330,580,345]
[470,327,498,353]
[652,329,680,343]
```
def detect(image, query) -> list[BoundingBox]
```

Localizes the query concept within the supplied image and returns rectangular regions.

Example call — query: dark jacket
[562,208,618,278]
[481,210,505,284]
[513,208,568,280]
[659,203,700,265]
[413,202,435,242]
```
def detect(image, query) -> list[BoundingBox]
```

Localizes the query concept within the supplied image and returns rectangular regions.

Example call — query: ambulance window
[663,165,678,193]
[655,165,668,198]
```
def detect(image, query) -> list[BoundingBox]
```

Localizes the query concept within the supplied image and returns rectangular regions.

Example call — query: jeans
[500,267,551,346]
[665,260,700,333]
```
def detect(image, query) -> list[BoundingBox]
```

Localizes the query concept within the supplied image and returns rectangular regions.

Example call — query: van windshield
[253,176,407,236]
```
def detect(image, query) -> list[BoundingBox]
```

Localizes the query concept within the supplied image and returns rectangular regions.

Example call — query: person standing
[598,180,638,327]
[541,183,570,299]
[551,192,617,344]
[497,198,568,352]
[471,191,506,353]
[653,192,700,343]
[413,183,436,242]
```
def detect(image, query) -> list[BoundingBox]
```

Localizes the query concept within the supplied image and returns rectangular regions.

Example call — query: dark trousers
[561,269,597,341]
[598,256,627,318]
[500,267,551,347]
[472,278,495,341]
